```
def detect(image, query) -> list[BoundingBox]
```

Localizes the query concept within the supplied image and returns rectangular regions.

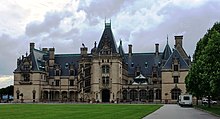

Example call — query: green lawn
[0,104,162,119]
[196,105,220,116]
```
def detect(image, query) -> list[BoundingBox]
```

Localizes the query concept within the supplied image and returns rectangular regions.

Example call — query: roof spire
[105,19,111,28]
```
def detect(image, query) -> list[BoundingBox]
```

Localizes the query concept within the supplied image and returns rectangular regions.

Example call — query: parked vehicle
[178,94,192,107]
[202,98,217,104]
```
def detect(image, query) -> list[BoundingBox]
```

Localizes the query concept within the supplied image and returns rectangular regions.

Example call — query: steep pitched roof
[175,43,188,59]
[54,54,81,76]
[162,41,172,60]
[125,53,163,77]
[97,22,118,54]
[118,40,125,57]
[162,49,189,69]
[32,49,47,71]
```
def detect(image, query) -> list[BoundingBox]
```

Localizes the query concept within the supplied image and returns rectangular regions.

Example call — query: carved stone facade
[14,22,191,103]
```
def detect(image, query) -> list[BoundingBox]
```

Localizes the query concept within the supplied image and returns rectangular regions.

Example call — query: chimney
[81,47,88,56]
[155,43,159,55]
[30,43,35,53]
[49,48,55,60]
[128,44,132,56]
[49,48,55,67]
[175,36,183,47]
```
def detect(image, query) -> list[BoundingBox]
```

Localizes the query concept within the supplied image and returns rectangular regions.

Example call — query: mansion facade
[14,22,191,103]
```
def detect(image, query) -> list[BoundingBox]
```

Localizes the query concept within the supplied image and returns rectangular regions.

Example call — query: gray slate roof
[163,48,189,69]
[97,22,118,54]
[125,53,163,77]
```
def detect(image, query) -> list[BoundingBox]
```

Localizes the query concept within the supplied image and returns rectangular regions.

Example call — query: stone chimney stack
[128,44,132,56]
[155,43,159,55]
[49,48,55,66]
[175,36,183,47]
[30,43,35,53]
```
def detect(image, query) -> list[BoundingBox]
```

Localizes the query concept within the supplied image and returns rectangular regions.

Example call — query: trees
[0,85,14,102]
[185,22,220,107]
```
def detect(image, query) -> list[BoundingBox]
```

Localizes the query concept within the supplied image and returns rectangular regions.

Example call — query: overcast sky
[0,0,220,88]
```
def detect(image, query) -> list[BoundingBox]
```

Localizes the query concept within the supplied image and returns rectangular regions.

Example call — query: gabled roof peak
[97,20,118,54]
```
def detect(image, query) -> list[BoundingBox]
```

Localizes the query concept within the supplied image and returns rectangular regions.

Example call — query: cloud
[0,75,13,88]
[1,0,220,88]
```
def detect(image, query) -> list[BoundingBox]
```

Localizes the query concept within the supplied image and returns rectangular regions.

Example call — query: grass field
[196,105,220,116]
[0,104,162,119]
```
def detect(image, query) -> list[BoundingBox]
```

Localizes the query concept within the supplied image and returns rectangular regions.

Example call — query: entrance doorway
[102,89,110,102]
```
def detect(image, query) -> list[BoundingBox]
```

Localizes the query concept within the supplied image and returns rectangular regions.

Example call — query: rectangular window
[55,80,60,86]
[23,74,30,81]
[70,70,74,76]
[17,93,19,99]
[153,73,157,78]
[174,76,179,83]
[55,70,60,76]
[70,80,74,86]
[174,65,178,71]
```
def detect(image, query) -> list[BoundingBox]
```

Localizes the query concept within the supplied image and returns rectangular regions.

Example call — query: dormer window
[174,64,178,71]
[145,62,148,68]
[55,70,60,76]
[131,63,134,67]
[65,63,69,69]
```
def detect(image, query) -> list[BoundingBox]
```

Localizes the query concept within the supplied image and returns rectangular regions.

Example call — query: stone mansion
[14,22,191,103]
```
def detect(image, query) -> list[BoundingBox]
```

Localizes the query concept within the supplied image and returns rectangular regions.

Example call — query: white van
[178,94,192,107]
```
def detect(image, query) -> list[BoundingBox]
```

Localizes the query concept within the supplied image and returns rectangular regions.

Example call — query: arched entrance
[102,89,110,102]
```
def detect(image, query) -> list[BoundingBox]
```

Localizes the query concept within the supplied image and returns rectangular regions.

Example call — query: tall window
[70,80,74,86]
[155,89,161,100]
[70,70,75,76]
[130,90,138,101]
[102,65,110,73]
[16,90,20,99]
[174,65,178,71]
[102,77,109,85]
[55,80,60,86]
[32,90,36,100]
[23,74,30,81]
[171,88,181,100]
[139,90,147,100]
[55,70,60,76]
[173,76,179,83]
[122,90,128,100]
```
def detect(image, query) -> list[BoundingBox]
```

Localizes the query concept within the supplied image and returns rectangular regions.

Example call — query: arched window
[130,90,138,101]
[155,89,161,100]
[16,90,20,99]
[139,90,147,100]
[122,90,127,100]
[148,90,154,102]
[171,88,181,100]
[102,65,110,73]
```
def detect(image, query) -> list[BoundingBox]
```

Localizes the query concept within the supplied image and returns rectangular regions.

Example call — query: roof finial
[167,34,169,44]
[105,17,106,23]
[120,39,122,46]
